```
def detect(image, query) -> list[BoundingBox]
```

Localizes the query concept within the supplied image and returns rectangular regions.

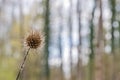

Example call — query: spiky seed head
[25,30,43,49]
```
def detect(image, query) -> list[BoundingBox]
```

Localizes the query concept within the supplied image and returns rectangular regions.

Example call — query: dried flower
[16,30,44,80]
[25,30,43,49]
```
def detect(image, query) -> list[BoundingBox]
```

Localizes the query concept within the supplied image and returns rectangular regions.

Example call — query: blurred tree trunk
[88,0,96,80]
[76,0,82,80]
[119,22,120,50]
[19,0,24,39]
[58,19,64,80]
[0,0,4,15]
[11,1,15,25]
[68,0,73,80]
[118,21,120,80]
[110,0,116,54]
[0,0,4,66]
[43,0,50,80]
[58,5,64,80]
[19,1,26,80]
[94,0,104,80]
[110,0,116,79]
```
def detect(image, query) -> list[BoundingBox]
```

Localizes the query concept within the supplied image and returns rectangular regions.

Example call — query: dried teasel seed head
[25,30,43,49]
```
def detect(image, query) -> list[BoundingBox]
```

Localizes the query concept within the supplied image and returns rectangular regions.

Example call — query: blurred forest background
[0,0,120,80]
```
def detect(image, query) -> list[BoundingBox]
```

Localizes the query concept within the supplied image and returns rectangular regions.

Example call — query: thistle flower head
[25,30,43,49]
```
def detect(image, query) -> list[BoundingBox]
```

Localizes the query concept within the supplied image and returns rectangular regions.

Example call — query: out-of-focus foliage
[0,0,120,80]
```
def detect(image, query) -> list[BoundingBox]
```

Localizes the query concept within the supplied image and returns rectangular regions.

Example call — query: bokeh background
[0,0,120,80]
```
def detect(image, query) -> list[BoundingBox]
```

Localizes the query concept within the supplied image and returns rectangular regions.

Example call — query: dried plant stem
[16,48,30,80]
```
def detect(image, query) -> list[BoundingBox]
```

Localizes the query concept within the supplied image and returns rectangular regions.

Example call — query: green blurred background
[0,0,120,80]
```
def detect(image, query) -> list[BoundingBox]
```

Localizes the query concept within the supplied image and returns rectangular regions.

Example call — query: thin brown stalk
[16,48,30,80]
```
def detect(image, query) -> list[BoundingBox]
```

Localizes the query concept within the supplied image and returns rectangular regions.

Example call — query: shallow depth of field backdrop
[0,0,120,80]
